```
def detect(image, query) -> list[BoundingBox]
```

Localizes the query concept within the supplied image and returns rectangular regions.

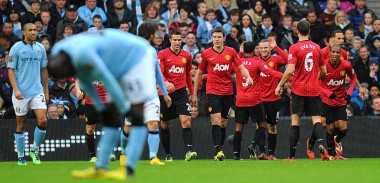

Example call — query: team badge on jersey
[340,70,346,76]
[268,61,274,68]
[8,56,14,62]
[288,54,292,61]
[182,57,187,63]
[38,51,42,56]
[225,55,230,61]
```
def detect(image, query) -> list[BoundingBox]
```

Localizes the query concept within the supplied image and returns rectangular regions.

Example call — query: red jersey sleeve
[199,51,207,71]
[158,51,168,82]
[232,49,243,67]
[274,46,288,65]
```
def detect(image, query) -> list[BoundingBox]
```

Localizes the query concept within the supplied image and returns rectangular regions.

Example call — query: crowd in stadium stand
[0,0,379,119]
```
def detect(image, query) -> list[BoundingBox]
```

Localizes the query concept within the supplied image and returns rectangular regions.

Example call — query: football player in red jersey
[233,41,284,160]
[158,30,198,161]
[251,38,288,160]
[307,45,364,160]
[275,20,329,161]
[192,27,253,161]
[321,30,348,61]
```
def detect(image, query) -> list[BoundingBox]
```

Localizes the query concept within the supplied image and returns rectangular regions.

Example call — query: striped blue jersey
[51,29,153,114]
[8,41,47,98]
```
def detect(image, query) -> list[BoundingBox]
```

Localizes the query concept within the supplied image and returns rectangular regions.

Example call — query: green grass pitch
[1,159,380,183]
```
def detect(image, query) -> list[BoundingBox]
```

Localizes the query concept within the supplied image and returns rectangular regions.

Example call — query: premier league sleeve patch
[8,56,14,62]
[288,54,292,61]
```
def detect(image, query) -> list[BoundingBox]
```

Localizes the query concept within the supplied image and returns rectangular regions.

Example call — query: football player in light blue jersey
[48,29,157,180]
[120,22,172,166]
[8,23,49,166]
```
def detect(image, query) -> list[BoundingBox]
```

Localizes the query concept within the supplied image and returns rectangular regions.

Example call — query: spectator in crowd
[348,36,362,64]
[56,23,76,42]
[319,0,339,32]
[205,0,238,12]
[33,16,49,42]
[222,8,240,36]
[246,0,267,27]
[256,14,277,40]
[152,29,165,52]
[343,28,355,51]
[239,14,258,43]
[0,0,12,24]
[271,0,290,27]
[225,24,241,52]
[275,14,292,47]
[183,32,199,58]
[0,21,21,50]
[354,45,371,83]
[358,11,376,40]
[47,104,59,119]
[56,101,69,119]
[78,0,107,27]
[92,14,104,31]
[169,6,196,34]
[368,57,380,84]
[41,0,55,11]
[348,0,376,36]
[7,8,23,39]
[161,0,179,27]
[196,1,207,26]
[371,96,380,116]
[365,18,380,51]
[0,46,12,115]
[287,0,315,20]
[193,52,202,64]
[196,9,222,49]
[68,82,84,109]
[330,10,354,34]
[215,0,233,25]
[362,83,380,115]
[118,20,130,32]
[40,35,52,55]
[49,78,76,118]
[280,19,299,52]
[40,10,56,43]
[48,0,67,27]
[138,3,167,34]
[56,4,87,42]
[370,35,380,58]
[306,10,328,48]
[106,0,138,34]
[22,0,42,26]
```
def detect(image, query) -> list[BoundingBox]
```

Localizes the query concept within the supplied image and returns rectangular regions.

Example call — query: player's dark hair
[211,26,225,37]
[169,30,181,39]
[138,22,158,40]
[244,41,255,54]
[329,45,341,52]
[331,30,343,38]
[47,51,76,79]
[297,20,311,36]
[192,61,199,67]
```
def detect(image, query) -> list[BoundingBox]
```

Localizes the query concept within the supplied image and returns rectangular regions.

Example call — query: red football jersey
[85,80,108,105]
[199,46,242,95]
[158,48,193,95]
[288,40,325,96]
[321,46,348,62]
[235,57,283,107]
[259,46,288,102]
[320,59,356,106]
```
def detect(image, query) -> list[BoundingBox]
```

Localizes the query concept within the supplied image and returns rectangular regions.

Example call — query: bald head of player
[47,51,76,79]
[23,23,37,44]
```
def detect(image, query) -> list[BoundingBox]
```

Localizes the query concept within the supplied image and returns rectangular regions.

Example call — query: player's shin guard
[160,127,171,155]
[120,130,129,155]
[220,127,226,147]
[326,132,336,156]
[233,131,242,155]
[148,130,160,159]
[336,129,347,142]
[212,125,222,154]
[95,127,119,169]
[86,133,96,157]
[182,128,193,152]
[31,126,46,152]
[14,132,25,158]
[313,123,325,147]
[268,133,277,156]
[126,126,148,175]
[289,126,300,158]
